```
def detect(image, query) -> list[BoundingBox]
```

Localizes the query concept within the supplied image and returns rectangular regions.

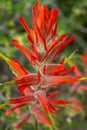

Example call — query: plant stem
[35,118,38,130]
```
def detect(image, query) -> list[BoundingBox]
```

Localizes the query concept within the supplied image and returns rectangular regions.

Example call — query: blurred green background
[0,0,87,130]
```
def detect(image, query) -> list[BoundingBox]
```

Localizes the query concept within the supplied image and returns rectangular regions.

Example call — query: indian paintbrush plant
[0,1,87,130]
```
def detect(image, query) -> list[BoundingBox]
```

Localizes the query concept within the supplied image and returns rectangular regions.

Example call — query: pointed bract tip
[19,16,24,23]
[11,39,18,45]
[52,8,58,15]
[5,109,11,115]
[71,35,76,40]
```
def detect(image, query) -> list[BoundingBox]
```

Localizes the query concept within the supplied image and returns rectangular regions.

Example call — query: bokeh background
[0,0,87,130]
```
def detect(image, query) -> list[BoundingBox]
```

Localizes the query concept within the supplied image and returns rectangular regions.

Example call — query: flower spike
[0,1,83,129]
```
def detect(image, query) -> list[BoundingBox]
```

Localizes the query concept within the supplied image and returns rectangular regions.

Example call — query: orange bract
[0,1,82,129]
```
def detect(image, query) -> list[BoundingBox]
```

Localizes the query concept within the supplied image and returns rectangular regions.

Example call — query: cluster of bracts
[0,2,87,129]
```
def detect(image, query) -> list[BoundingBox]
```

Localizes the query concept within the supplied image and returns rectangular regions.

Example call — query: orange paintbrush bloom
[0,1,83,129]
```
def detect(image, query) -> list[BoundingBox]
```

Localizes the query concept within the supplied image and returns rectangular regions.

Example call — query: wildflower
[0,1,83,129]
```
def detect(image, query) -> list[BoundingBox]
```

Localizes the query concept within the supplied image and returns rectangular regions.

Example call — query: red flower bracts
[0,1,82,129]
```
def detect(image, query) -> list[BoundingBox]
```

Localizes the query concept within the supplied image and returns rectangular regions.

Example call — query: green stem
[0,101,9,109]
[35,118,38,130]
[48,113,59,130]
